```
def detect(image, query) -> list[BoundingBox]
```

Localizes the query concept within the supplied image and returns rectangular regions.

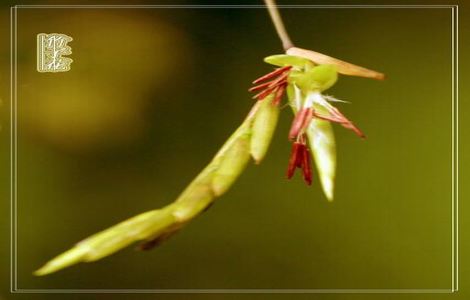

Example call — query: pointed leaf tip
[34,246,88,276]
[286,47,385,80]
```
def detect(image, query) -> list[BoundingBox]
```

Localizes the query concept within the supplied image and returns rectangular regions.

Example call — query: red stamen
[248,81,273,92]
[314,108,366,139]
[289,107,313,140]
[300,108,313,131]
[272,83,286,106]
[252,66,292,84]
[329,108,365,138]
[313,113,344,124]
[253,72,289,99]
[342,122,366,139]
[268,71,289,87]
[253,84,279,100]
[250,68,290,101]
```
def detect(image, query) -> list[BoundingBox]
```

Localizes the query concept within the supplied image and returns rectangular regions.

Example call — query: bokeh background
[1,0,469,299]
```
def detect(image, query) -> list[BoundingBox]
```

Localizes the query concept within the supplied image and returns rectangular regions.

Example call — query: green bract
[290,64,338,92]
[264,54,314,69]
[307,102,336,201]
[265,55,337,92]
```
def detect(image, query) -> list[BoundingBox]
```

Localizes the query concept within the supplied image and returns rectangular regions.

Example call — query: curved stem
[264,0,294,51]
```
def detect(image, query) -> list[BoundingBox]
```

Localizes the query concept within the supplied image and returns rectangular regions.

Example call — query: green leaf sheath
[35,99,280,276]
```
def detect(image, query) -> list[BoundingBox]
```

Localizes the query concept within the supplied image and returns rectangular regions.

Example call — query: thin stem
[264,0,294,51]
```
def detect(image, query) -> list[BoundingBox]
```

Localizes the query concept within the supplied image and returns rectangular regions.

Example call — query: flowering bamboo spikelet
[35,50,382,276]
[34,99,278,276]
[258,54,372,199]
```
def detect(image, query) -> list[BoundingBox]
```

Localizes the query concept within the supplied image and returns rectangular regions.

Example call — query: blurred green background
[1,0,469,299]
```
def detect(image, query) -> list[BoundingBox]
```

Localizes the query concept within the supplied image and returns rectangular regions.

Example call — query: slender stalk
[264,0,294,50]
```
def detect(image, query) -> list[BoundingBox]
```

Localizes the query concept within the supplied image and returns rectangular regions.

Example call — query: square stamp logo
[37,33,73,73]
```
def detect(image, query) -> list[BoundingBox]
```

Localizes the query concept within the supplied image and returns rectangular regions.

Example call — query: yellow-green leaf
[211,127,251,196]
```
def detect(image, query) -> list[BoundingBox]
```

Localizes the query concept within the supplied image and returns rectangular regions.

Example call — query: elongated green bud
[306,103,336,201]
[34,244,88,276]
[34,209,172,275]
[212,127,252,196]
[85,208,177,261]
[250,95,280,163]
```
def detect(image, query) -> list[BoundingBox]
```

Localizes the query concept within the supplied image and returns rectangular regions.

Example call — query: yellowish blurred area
[19,10,190,152]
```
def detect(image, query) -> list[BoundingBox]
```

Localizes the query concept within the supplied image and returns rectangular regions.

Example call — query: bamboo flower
[248,54,366,196]
[35,52,381,275]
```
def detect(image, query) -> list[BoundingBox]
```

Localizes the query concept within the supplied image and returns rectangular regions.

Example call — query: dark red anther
[287,142,303,179]
[301,146,312,185]
[252,65,292,84]
[286,141,313,186]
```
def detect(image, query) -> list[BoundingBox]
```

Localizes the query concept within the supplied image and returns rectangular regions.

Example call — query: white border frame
[10,4,459,294]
